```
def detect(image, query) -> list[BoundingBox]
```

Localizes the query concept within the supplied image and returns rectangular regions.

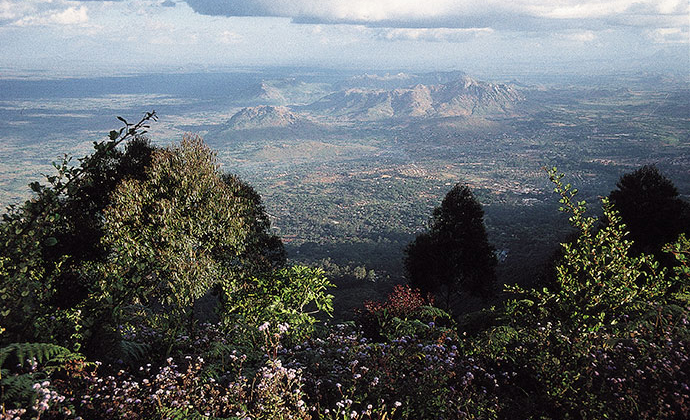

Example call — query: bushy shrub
[487,168,690,419]
[358,285,453,341]
[223,265,334,341]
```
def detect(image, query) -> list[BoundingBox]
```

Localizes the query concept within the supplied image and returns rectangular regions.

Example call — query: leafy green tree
[0,112,156,347]
[221,173,286,272]
[608,165,690,266]
[100,134,284,333]
[44,136,154,309]
[405,184,496,310]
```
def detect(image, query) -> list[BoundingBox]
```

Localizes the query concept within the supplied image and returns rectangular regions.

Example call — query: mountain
[251,78,333,105]
[307,76,523,121]
[225,105,309,130]
[336,70,468,90]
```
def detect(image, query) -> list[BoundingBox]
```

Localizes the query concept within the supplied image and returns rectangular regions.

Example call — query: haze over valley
[1,68,688,307]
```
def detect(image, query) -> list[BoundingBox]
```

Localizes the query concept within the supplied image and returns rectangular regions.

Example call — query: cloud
[219,29,242,44]
[161,0,176,7]
[181,0,688,31]
[647,27,690,44]
[380,27,494,43]
[51,5,89,24]
[560,30,597,42]
[2,1,90,27]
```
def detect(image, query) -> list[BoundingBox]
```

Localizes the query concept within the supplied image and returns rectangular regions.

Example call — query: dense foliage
[608,164,690,267]
[405,184,496,309]
[0,113,157,352]
[1,117,689,419]
[100,134,288,344]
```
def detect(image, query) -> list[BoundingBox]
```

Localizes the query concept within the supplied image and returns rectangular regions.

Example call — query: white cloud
[219,29,242,44]
[182,0,688,31]
[2,1,90,27]
[647,27,690,44]
[51,6,89,25]
[0,1,47,23]
[14,5,89,27]
[381,27,494,43]
[655,0,688,15]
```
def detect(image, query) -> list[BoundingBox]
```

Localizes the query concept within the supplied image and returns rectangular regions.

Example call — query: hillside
[250,78,333,105]
[1,122,688,419]
[306,75,524,121]
[225,105,311,130]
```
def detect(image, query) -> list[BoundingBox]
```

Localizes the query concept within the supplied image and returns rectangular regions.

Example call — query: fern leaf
[1,372,37,406]
[119,340,150,364]
[0,342,76,369]
[417,305,452,320]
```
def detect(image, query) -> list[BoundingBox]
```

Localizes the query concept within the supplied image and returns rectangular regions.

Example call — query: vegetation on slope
[0,115,688,419]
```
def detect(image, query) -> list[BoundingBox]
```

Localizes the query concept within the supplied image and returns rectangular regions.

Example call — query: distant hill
[225,105,313,130]
[336,70,468,90]
[250,78,333,105]
[307,75,523,121]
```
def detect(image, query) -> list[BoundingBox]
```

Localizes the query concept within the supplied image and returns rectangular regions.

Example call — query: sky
[0,0,688,78]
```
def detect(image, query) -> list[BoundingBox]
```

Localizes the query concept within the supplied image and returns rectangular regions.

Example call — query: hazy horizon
[0,0,688,79]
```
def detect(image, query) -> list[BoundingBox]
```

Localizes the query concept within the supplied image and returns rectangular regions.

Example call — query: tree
[100,134,284,332]
[221,173,286,272]
[44,136,155,309]
[0,113,157,347]
[542,168,670,329]
[405,184,496,310]
[608,165,690,267]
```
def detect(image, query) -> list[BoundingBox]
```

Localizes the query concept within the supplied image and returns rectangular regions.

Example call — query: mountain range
[225,73,524,129]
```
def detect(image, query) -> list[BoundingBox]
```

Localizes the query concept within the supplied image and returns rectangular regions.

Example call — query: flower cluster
[7,302,690,420]
[0,379,69,420]
[283,324,504,419]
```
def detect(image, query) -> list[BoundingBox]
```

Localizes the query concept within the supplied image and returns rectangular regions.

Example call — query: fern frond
[417,305,452,320]
[1,371,37,406]
[119,340,150,365]
[0,342,76,369]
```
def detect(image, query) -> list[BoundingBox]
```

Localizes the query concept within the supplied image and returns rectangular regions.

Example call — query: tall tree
[405,184,496,310]
[221,173,286,271]
[608,165,690,267]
